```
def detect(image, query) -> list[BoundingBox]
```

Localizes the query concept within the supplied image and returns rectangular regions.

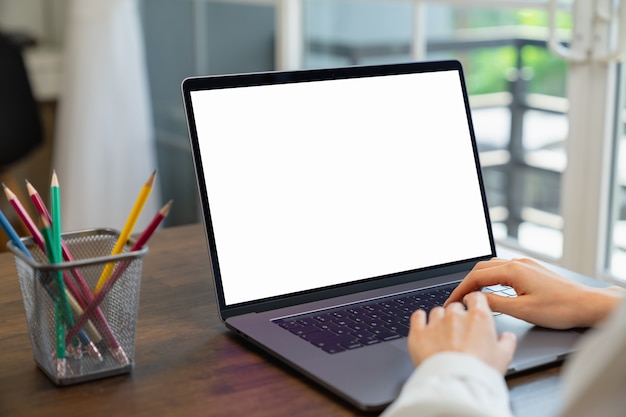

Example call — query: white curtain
[54,0,159,232]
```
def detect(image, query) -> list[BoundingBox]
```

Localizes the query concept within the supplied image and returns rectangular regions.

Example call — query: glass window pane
[302,2,572,259]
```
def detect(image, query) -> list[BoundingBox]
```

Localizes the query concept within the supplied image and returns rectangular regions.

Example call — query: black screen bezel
[181,60,496,320]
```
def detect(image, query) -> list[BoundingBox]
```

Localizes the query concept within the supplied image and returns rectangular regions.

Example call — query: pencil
[27,180,126,362]
[40,215,71,362]
[66,200,173,345]
[3,184,102,359]
[3,183,45,249]
[49,172,71,322]
[0,207,32,259]
[94,170,156,294]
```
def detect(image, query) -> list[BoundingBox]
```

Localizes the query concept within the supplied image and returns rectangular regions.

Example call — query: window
[301,0,626,283]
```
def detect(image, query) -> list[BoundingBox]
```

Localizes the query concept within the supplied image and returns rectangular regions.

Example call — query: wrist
[581,286,625,327]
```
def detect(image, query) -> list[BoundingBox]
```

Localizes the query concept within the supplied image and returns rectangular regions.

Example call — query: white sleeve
[558,300,626,417]
[381,352,514,417]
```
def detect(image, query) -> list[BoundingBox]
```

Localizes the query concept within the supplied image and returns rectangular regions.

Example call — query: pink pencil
[3,184,46,253]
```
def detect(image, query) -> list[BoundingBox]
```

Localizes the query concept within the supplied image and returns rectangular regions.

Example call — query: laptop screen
[186,62,493,307]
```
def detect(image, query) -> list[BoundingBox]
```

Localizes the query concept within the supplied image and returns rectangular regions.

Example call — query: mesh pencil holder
[8,228,148,386]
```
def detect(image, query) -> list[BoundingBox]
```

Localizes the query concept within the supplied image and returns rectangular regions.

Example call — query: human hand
[445,258,624,329]
[408,291,516,375]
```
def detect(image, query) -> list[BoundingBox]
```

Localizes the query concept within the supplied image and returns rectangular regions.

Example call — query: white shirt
[382,301,626,417]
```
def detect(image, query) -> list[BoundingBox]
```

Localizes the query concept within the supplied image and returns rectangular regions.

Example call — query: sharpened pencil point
[146,170,157,187]
[25,180,37,196]
[2,183,15,200]
[51,170,59,187]
[160,199,174,216]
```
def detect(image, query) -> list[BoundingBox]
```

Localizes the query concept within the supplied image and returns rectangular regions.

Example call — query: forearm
[382,352,514,417]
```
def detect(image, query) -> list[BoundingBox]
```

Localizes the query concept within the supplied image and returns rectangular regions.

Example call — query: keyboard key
[312,313,333,323]
[364,310,387,320]
[349,330,375,339]
[288,324,323,336]
[358,336,381,346]
[331,317,355,327]
[384,323,409,336]
[339,340,364,350]
[321,344,346,354]
[502,288,517,297]
[375,331,402,342]
[277,320,301,330]
[301,330,336,343]
[346,322,367,332]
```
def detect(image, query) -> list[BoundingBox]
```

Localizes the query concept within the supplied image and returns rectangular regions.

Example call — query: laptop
[181,60,584,412]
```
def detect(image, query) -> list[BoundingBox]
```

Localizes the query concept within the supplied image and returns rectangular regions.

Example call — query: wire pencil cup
[8,228,147,385]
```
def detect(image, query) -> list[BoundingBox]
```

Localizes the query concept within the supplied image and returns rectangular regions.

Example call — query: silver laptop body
[182,60,583,412]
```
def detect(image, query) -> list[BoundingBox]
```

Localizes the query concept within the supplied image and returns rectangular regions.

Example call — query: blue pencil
[0,208,32,259]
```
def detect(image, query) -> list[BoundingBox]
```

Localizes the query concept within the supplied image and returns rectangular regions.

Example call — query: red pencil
[3,183,46,252]
[65,200,173,347]
[130,199,173,251]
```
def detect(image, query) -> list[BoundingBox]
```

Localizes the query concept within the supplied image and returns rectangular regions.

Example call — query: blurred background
[1,0,625,284]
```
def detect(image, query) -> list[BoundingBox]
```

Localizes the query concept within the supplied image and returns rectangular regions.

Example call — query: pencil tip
[146,170,157,186]
[1,183,13,199]
[161,199,174,216]
[25,180,36,194]
[51,170,59,186]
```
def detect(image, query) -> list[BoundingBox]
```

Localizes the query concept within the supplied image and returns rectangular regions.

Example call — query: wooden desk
[0,224,563,416]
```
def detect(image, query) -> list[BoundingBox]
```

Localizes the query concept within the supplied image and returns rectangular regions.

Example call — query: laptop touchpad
[497,314,582,374]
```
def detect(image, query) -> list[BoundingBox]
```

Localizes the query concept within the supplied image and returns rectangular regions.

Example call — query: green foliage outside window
[457,8,571,98]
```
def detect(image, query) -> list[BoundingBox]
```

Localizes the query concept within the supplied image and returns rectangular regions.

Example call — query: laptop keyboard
[272,283,516,354]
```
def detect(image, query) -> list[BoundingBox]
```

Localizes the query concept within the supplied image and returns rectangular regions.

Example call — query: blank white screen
[191,69,492,305]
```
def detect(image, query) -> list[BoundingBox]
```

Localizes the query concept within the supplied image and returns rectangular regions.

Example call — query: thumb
[498,331,517,356]
[497,331,517,372]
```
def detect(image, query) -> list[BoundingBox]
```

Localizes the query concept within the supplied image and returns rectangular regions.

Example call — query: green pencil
[45,171,74,367]
[49,171,74,330]
[41,215,68,363]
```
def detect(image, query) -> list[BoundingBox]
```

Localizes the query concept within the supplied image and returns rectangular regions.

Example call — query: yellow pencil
[93,170,156,294]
